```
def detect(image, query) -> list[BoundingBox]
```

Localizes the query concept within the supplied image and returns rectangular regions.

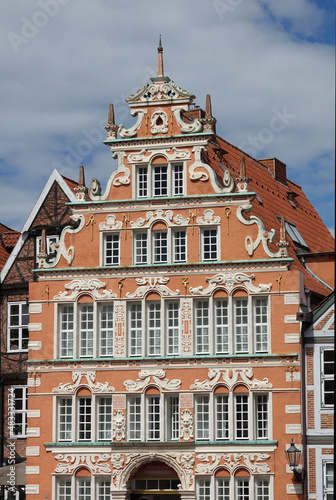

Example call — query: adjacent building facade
[0,171,77,499]
[24,46,334,500]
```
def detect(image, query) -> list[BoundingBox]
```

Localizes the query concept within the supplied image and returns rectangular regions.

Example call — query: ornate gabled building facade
[25,43,334,500]
[0,170,77,499]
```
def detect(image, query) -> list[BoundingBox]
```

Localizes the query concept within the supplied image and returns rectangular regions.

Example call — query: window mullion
[93,302,98,358]
[73,303,78,359]
[228,295,233,355]
[209,295,214,355]
[248,296,253,354]
[71,394,76,442]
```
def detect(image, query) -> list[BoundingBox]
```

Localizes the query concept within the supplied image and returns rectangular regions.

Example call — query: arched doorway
[130,460,181,500]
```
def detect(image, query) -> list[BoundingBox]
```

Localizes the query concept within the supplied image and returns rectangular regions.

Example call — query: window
[195,392,269,442]
[195,395,210,440]
[99,305,113,357]
[129,303,142,356]
[167,302,179,355]
[254,298,268,352]
[235,394,249,440]
[79,305,94,357]
[58,398,72,441]
[166,395,179,440]
[255,479,270,500]
[147,302,161,355]
[195,301,210,354]
[153,231,168,263]
[234,299,248,353]
[216,478,230,500]
[59,305,74,358]
[321,348,334,407]
[78,397,92,441]
[197,479,211,500]
[215,299,229,353]
[146,395,161,440]
[7,302,29,351]
[323,462,334,500]
[134,232,148,264]
[173,230,186,262]
[201,228,218,261]
[236,478,250,500]
[104,233,120,266]
[97,397,112,441]
[127,396,141,441]
[57,396,111,442]
[36,234,59,263]
[9,386,27,438]
[136,163,184,198]
[197,477,270,500]
[280,218,308,249]
[56,478,111,500]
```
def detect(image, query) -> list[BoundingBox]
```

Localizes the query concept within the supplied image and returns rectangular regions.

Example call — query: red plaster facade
[22,47,334,500]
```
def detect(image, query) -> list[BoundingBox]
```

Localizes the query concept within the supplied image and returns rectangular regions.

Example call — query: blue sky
[0,0,335,236]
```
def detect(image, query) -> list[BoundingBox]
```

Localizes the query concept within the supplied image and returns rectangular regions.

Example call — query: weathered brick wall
[306,346,314,385]
[321,414,334,428]
[308,448,316,494]
[307,390,315,429]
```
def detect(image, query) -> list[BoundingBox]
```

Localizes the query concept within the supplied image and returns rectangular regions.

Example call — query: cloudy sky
[0,0,335,235]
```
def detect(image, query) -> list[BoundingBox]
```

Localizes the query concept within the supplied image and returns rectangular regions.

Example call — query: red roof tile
[61,175,79,194]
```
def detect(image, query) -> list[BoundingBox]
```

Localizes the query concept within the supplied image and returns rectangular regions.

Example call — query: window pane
[58,398,72,441]
[129,304,142,356]
[57,478,72,500]
[79,305,94,357]
[173,230,186,262]
[235,394,249,439]
[215,394,229,440]
[99,305,114,356]
[134,232,148,264]
[153,165,168,196]
[97,479,111,500]
[195,395,210,440]
[8,303,29,351]
[78,398,92,441]
[173,164,184,196]
[77,478,91,500]
[59,305,74,358]
[128,396,141,440]
[167,302,179,355]
[167,395,179,440]
[137,167,148,197]
[215,299,229,353]
[256,395,268,439]
[217,478,230,500]
[195,301,210,354]
[148,303,161,355]
[236,479,250,500]
[97,397,112,440]
[254,298,268,352]
[197,479,211,500]
[202,229,217,261]
[147,396,161,440]
[153,231,168,263]
[104,234,119,265]
[234,299,248,353]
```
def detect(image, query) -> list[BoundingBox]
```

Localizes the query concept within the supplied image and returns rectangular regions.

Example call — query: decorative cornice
[126,276,180,298]
[131,209,190,229]
[124,369,181,392]
[55,453,111,474]
[195,452,271,474]
[190,368,273,391]
[189,271,272,296]
[53,278,117,301]
[52,371,115,394]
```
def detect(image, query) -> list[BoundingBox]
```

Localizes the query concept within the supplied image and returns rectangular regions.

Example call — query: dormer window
[136,163,184,198]
[36,234,59,263]
[284,220,308,249]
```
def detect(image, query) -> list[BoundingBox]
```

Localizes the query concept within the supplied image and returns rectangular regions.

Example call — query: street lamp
[285,439,302,482]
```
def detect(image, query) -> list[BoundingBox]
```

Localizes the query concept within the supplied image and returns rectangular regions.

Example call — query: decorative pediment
[55,453,111,474]
[52,371,115,394]
[128,147,191,164]
[196,209,221,225]
[124,369,181,392]
[99,214,123,230]
[53,279,117,301]
[190,368,272,391]
[126,276,180,298]
[126,81,195,105]
[189,272,272,296]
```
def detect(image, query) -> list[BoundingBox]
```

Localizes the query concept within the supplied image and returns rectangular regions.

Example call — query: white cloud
[0,0,334,234]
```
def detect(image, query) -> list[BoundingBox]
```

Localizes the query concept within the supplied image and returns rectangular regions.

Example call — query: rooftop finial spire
[157,35,164,77]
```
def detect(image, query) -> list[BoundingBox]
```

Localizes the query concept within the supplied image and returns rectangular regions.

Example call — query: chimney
[258,157,287,186]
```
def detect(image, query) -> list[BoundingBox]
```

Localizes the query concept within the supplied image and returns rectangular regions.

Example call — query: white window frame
[152,230,168,263]
[99,305,114,357]
[127,396,141,441]
[201,227,218,261]
[235,393,249,440]
[135,162,185,198]
[79,304,94,358]
[146,395,161,441]
[7,301,29,352]
[323,461,334,500]
[55,477,111,500]
[195,300,210,355]
[166,395,180,441]
[57,397,72,442]
[103,233,120,266]
[128,303,142,357]
[147,301,161,356]
[166,301,180,355]
[9,386,28,438]
[196,476,272,500]
[97,396,113,441]
[173,229,187,262]
[321,347,334,408]
[77,396,92,442]
[134,232,148,264]
[195,395,210,441]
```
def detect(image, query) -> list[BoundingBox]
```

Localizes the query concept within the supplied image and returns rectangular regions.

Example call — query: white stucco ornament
[123,369,181,392]
[151,107,169,134]
[189,146,235,193]
[190,271,272,296]
[52,371,115,394]
[190,367,272,391]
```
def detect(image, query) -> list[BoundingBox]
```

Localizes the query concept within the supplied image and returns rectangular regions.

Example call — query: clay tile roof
[61,175,79,193]
[205,135,335,297]
[0,246,10,272]
[0,223,20,271]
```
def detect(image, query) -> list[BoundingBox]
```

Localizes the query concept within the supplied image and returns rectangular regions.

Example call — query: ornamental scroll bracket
[99,214,123,231]
[88,151,130,201]
[236,202,289,258]
[126,276,180,299]
[190,368,272,391]
[38,214,85,269]
[172,106,203,133]
[189,145,235,193]
[52,371,115,394]
[131,209,190,229]
[54,453,111,474]
[53,278,117,301]
[195,453,271,475]
[189,272,272,296]
[123,369,181,392]
[128,147,191,165]
[118,109,146,138]
[125,81,195,104]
